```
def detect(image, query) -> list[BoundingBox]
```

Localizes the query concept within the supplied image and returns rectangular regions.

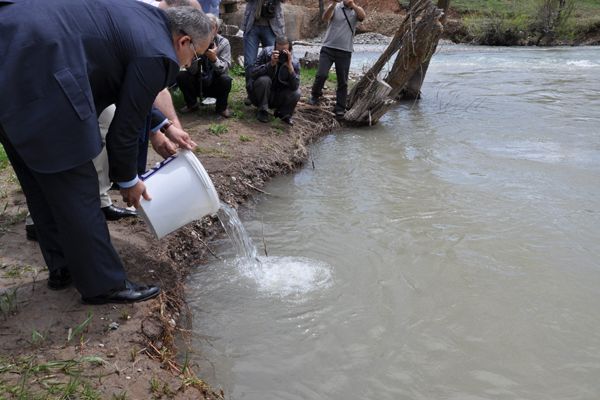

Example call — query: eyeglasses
[189,42,201,64]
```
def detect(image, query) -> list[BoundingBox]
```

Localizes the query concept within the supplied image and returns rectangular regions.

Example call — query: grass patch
[239,135,253,142]
[0,288,18,319]
[208,123,228,136]
[0,355,106,399]
[1,263,36,279]
[0,144,8,170]
[194,146,231,159]
[300,67,337,85]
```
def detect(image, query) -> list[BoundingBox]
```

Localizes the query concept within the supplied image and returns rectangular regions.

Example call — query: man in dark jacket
[0,0,212,304]
[248,36,300,125]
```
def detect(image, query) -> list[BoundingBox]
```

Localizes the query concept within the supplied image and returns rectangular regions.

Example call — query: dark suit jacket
[0,0,180,182]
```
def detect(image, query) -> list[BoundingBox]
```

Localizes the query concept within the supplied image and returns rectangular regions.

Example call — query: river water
[187,45,600,399]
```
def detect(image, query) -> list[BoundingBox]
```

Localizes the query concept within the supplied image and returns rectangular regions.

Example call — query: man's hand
[163,125,197,150]
[120,180,151,209]
[150,131,177,159]
[205,45,218,63]
[271,50,280,66]
[281,49,294,73]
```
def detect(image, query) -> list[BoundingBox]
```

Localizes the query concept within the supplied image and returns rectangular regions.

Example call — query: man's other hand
[150,131,177,159]
[271,50,280,66]
[163,125,197,150]
[120,180,151,209]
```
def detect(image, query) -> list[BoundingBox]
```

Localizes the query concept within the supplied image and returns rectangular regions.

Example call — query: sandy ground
[0,90,338,398]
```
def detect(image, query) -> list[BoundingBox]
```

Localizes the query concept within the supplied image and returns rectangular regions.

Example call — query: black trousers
[0,125,126,298]
[250,76,301,118]
[311,46,352,113]
[176,71,232,113]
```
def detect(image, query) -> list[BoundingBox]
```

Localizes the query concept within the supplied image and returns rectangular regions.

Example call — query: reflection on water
[187,45,600,399]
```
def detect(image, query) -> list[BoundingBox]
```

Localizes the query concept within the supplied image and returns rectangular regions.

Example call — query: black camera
[260,0,278,19]
[278,51,288,64]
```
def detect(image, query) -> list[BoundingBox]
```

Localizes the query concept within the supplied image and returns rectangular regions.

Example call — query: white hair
[164,7,212,44]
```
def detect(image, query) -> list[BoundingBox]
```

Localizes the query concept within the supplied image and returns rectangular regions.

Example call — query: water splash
[216,202,332,297]
[236,256,333,298]
[217,202,258,261]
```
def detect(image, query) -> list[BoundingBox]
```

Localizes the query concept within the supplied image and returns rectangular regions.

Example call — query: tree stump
[344,0,446,126]
[343,78,394,126]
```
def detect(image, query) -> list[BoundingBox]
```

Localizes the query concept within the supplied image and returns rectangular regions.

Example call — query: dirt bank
[0,85,338,397]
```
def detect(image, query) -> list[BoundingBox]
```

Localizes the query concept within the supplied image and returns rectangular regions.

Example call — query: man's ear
[176,35,191,49]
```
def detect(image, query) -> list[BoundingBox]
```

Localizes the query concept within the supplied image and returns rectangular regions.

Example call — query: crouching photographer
[176,15,233,118]
[248,35,300,125]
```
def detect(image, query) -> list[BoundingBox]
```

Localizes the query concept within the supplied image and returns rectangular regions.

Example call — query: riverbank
[0,71,338,398]
[285,0,600,46]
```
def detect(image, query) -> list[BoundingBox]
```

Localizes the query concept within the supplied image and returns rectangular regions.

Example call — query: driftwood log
[345,0,447,125]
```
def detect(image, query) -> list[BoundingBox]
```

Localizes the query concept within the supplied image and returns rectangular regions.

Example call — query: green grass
[451,0,600,43]
[0,143,8,170]
[0,355,106,399]
[208,123,228,136]
[300,67,337,85]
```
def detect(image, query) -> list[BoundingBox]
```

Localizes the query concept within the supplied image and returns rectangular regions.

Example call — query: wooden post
[401,0,451,100]
[345,0,444,125]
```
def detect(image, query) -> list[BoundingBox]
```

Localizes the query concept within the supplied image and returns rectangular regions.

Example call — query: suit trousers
[94,105,116,208]
[0,124,126,298]
[250,75,301,118]
[311,46,352,113]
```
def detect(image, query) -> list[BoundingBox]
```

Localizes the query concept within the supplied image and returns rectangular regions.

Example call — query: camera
[260,0,278,19]
[278,51,288,64]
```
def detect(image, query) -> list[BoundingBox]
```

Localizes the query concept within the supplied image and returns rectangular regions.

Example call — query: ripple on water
[234,256,333,298]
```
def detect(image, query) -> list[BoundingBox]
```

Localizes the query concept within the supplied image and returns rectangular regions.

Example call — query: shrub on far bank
[452,0,600,45]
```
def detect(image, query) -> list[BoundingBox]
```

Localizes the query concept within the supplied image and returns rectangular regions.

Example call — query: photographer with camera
[242,0,286,100]
[248,35,300,126]
[176,14,233,118]
[308,0,366,119]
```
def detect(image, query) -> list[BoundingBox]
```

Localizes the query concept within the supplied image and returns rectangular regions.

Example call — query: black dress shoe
[102,205,137,221]
[280,115,294,126]
[25,224,37,241]
[48,269,72,290]
[256,109,270,123]
[82,280,160,305]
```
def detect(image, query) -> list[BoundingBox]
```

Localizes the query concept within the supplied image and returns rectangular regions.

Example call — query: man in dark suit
[0,0,212,304]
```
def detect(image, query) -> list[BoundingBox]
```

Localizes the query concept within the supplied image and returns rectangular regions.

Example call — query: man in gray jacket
[242,0,286,96]
[177,14,233,117]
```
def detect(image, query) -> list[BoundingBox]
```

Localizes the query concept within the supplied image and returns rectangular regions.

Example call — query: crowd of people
[0,0,365,305]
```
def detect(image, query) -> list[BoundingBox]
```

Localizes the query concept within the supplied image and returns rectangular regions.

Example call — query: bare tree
[533,0,576,45]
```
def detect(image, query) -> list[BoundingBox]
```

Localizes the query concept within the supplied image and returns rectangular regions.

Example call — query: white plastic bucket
[138,150,220,239]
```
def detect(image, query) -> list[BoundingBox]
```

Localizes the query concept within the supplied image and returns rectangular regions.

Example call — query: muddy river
[187,45,600,399]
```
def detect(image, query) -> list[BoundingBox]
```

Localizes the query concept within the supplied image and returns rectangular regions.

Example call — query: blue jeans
[244,25,276,92]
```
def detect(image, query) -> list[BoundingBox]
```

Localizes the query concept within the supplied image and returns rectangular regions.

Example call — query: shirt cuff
[117,176,139,189]
[150,118,169,134]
